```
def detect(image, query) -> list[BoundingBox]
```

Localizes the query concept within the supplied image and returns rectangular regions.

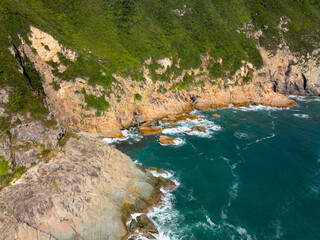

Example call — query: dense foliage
[0,0,319,112]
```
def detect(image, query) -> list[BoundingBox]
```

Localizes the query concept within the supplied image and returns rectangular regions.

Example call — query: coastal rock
[142,233,157,239]
[158,176,176,190]
[211,113,221,117]
[162,114,198,124]
[138,126,162,135]
[129,219,139,233]
[0,135,161,240]
[136,214,159,234]
[191,126,207,133]
[159,135,176,145]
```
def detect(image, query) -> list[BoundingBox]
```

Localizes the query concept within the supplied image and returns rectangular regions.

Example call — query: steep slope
[1,0,319,137]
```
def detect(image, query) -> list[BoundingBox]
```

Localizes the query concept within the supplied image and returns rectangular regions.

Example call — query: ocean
[105,96,320,240]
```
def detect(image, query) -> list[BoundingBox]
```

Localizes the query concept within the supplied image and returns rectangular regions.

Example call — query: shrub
[134,93,142,101]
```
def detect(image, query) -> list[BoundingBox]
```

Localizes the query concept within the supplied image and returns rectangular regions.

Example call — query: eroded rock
[138,126,162,135]
[0,135,161,240]
[191,126,207,133]
[159,135,176,145]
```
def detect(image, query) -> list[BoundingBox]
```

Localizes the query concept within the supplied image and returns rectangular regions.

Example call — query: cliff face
[0,135,162,240]
[259,48,320,96]
[16,26,307,138]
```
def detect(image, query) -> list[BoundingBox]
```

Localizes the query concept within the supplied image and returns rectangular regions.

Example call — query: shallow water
[110,97,320,240]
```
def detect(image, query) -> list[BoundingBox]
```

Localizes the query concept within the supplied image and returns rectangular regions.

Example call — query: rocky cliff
[14,26,310,138]
[0,134,165,240]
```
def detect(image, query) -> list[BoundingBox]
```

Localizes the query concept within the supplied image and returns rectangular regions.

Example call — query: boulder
[161,114,198,124]
[158,176,176,190]
[138,126,162,135]
[159,135,175,145]
[129,219,139,233]
[211,113,221,117]
[136,214,159,234]
[191,126,207,133]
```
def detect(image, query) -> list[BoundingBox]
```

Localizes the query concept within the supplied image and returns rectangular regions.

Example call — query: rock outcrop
[0,135,163,240]
[159,135,176,145]
[191,126,207,133]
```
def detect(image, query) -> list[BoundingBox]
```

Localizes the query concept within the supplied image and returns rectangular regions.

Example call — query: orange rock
[211,113,221,117]
[161,114,198,124]
[159,135,176,145]
[138,126,162,135]
[191,126,207,133]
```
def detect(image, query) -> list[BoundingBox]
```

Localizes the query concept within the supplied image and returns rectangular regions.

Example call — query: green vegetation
[134,93,142,101]
[50,80,61,91]
[0,155,27,189]
[0,156,10,176]
[58,132,80,147]
[1,0,318,95]
[157,85,167,94]
[171,73,204,90]
[41,148,51,156]
[82,88,110,111]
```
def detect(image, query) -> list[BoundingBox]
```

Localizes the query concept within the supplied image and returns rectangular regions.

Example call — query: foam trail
[293,113,310,119]
[245,133,275,148]
[127,169,183,240]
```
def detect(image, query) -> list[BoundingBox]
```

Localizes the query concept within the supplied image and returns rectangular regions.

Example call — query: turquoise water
[113,97,320,240]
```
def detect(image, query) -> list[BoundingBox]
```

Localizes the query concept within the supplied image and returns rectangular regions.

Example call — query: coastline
[117,95,319,240]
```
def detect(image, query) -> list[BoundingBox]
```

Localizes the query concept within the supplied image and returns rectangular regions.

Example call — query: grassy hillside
[0,0,319,114]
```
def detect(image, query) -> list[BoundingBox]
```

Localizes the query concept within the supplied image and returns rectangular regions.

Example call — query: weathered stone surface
[159,135,176,145]
[162,114,198,124]
[0,135,160,240]
[136,214,159,234]
[191,126,207,133]
[129,219,139,233]
[138,126,162,135]
[158,176,176,190]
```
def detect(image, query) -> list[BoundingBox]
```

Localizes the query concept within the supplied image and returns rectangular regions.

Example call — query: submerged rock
[211,113,221,117]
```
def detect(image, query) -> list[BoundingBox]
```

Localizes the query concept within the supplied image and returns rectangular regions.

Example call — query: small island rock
[159,135,176,145]
[191,126,207,133]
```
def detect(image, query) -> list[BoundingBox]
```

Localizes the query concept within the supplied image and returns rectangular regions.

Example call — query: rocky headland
[0,134,175,240]
[0,11,319,240]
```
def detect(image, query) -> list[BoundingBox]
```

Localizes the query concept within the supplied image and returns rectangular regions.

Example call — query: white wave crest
[162,126,190,134]
[293,113,310,119]
[103,129,143,145]
[236,105,284,111]
[126,169,183,240]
